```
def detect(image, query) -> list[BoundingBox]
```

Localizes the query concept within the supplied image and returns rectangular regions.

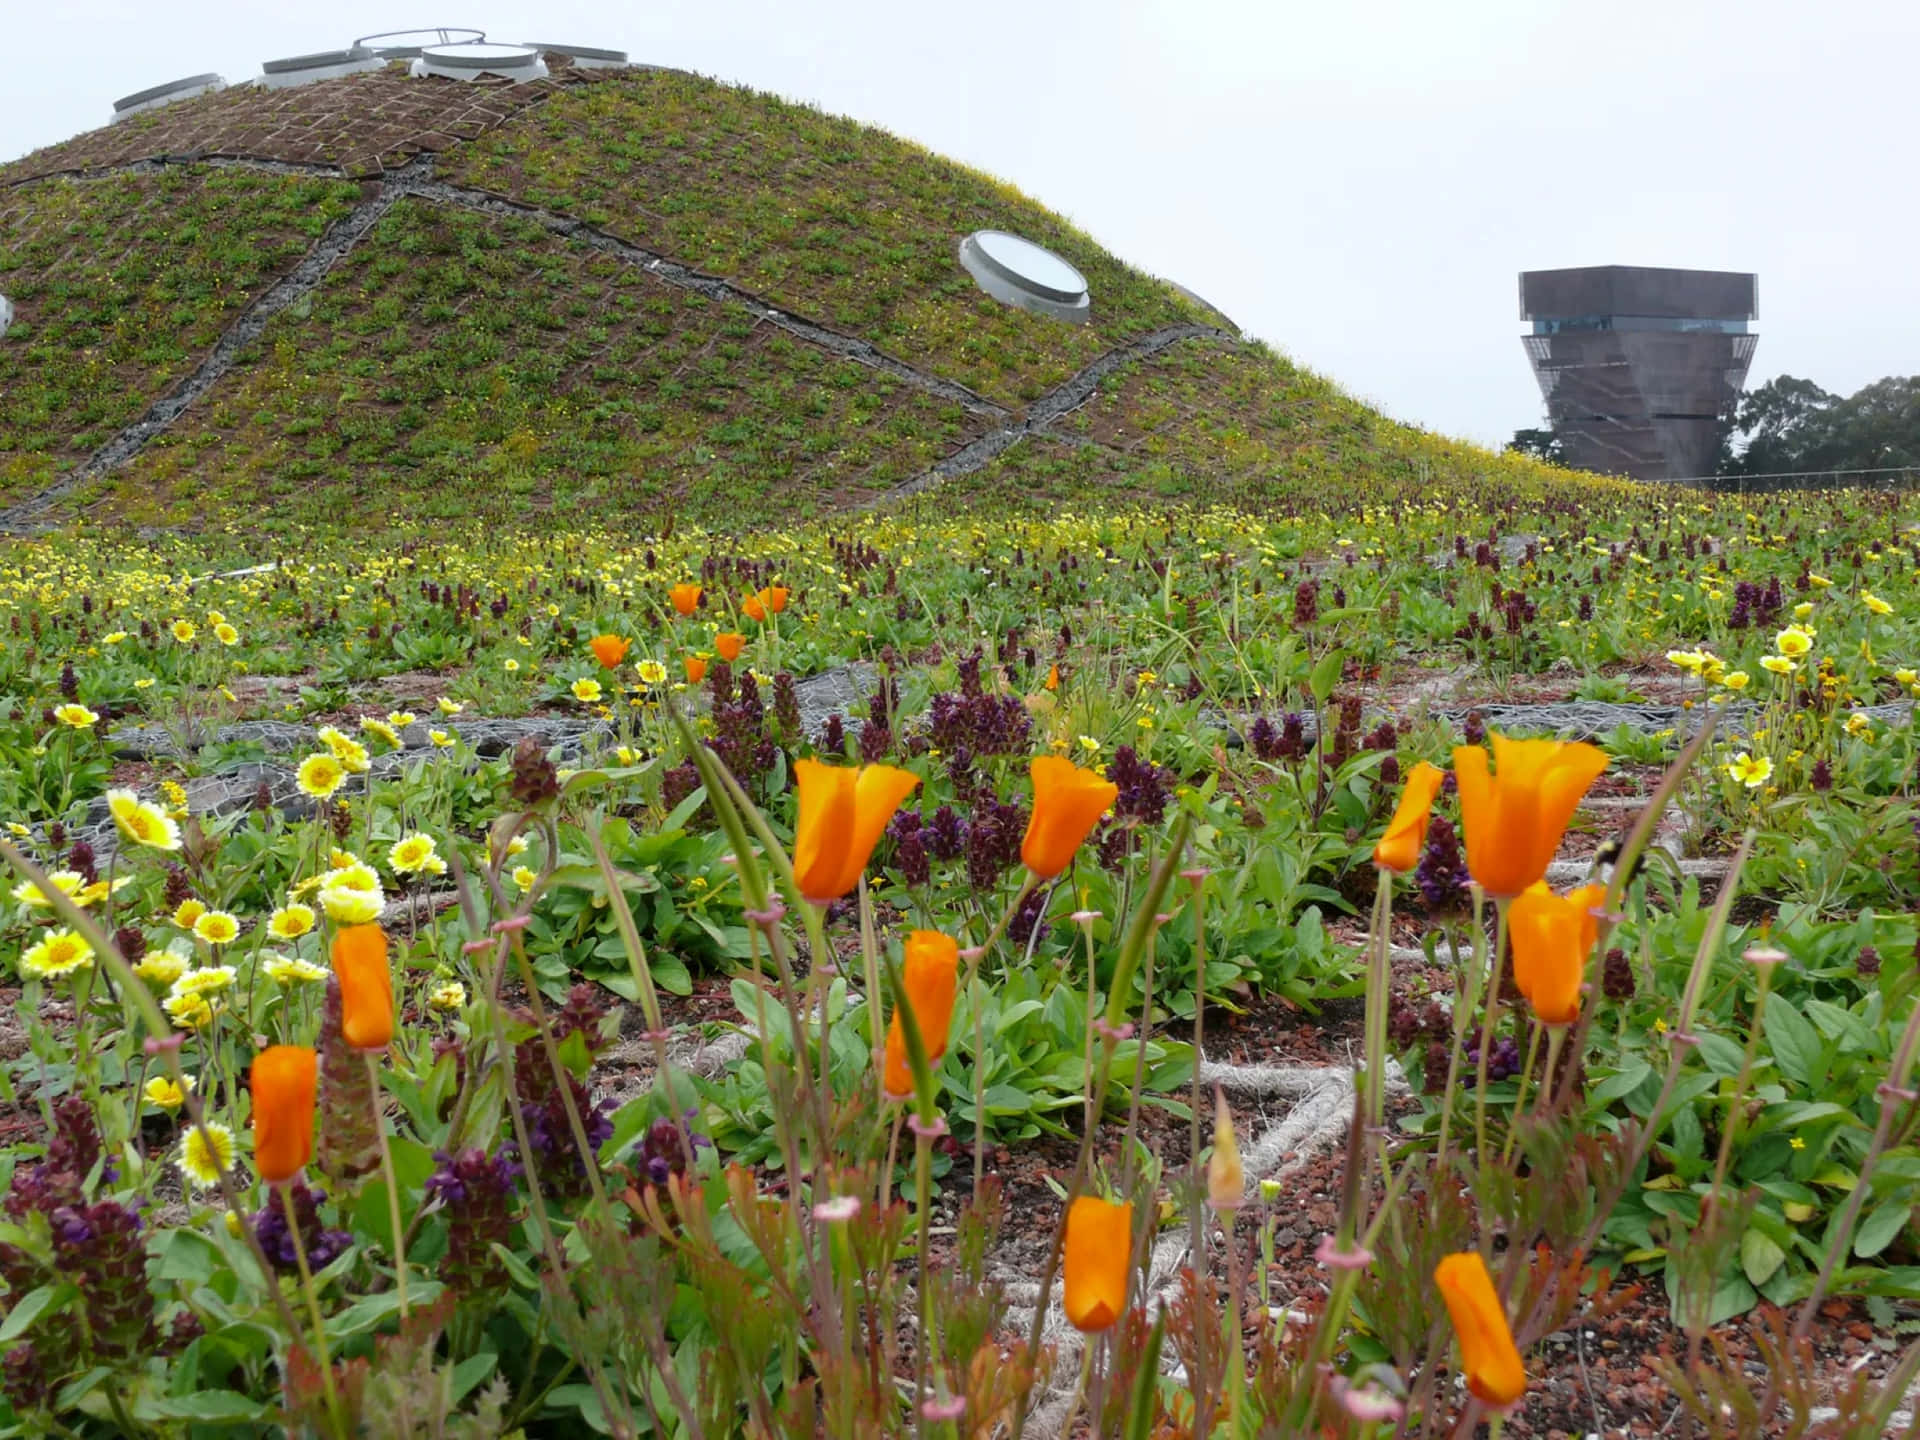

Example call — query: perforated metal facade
[1520,266,1758,482]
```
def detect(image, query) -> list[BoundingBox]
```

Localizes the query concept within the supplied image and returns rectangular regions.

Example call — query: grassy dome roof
[0,59,1589,532]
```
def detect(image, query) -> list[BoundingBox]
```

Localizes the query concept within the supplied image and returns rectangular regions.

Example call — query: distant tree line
[1508,374,1920,478]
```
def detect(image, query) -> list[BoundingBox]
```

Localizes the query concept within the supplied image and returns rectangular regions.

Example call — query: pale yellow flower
[52,703,98,729]
[429,729,456,748]
[388,833,438,874]
[20,928,93,978]
[267,903,316,940]
[192,911,240,946]
[571,677,603,703]
[1725,752,1773,788]
[635,659,667,685]
[108,787,182,851]
[172,898,207,930]
[297,753,346,799]
[428,980,468,1012]
[133,945,189,987]
[178,1122,235,1187]
[170,619,197,644]
[213,622,240,646]
[144,1075,192,1111]
[263,954,329,985]
[173,964,236,996]
[163,991,215,1030]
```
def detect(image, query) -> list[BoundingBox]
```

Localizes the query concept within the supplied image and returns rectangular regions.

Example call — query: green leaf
[451,1352,499,1404]
[154,1228,224,1285]
[1766,1002,1823,1088]
[0,1284,65,1342]
[490,1241,540,1290]
[1308,649,1346,706]
[1855,1201,1912,1259]
[324,1282,444,1340]
[1803,999,1872,1051]
[1740,1226,1786,1287]
[1591,1061,1653,1104]
[147,1391,271,1423]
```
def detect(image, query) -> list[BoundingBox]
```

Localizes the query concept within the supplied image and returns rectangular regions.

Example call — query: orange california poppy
[1064,1195,1133,1332]
[715,632,745,663]
[251,1044,318,1184]
[765,585,789,614]
[1451,734,1608,897]
[1373,761,1446,872]
[684,655,709,685]
[792,758,920,904]
[589,633,630,669]
[743,593,767,623]
[882,930,961,1098]
[1045,664,1060,692]
[1021,756,1119,880]
[331,923,394,1050]
[669,583,702,616]
[1508,882,1605,1026]
[1434,1252,1526,1406]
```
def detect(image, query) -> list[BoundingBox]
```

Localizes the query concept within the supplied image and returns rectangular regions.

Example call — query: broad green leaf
[1766,1003,1823,1088]
[0,1284,64,1342]
[1740,1226,1786,1287]
[1855,1201,1912,1259]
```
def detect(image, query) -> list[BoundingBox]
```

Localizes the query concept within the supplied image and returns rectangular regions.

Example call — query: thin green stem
[365,1051,409,1320]
[282,1183,344,1437]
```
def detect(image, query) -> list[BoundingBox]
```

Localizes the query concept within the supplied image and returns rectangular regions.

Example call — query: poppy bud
[883,931,960,1098]
[792,759,920,904]
[252,1045,318,1185]
[1063,1194,1132,1332]
[332,924,394,1050]
[1021,757,1118,880]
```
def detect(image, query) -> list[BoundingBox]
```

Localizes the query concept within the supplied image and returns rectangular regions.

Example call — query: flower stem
[365,1051,409,1321]
[282,1183,344,1437]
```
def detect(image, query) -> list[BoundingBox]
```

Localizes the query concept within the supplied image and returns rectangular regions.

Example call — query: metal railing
[1677,464,1920,495]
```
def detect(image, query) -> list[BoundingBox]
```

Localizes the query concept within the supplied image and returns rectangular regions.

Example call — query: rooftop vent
[259,46,385,90]
[958,231,1090,324]
[0,295,12,340]
[112,73,226,123]
[355,26,485,59]
[411,42,547,82]
[525,42,629,70]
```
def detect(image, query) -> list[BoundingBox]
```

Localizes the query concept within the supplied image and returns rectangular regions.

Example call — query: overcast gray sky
[4,1,1914,450]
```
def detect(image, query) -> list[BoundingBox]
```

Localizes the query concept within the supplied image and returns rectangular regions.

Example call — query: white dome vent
[112,74,226,123]
[260,47,385,90]
[958,231,1090,324]
[410,42,547,83]
[0,294,13,340]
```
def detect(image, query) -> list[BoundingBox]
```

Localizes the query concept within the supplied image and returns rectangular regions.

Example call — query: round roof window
[958,231,1090,323]
[413,43,547,81]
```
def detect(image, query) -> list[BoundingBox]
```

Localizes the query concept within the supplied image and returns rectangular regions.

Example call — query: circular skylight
[260,47,384,89]
[413,42,547,81]
[356,27,485,59]
[958,231,1090,324]
[112,73,226,122]
[525,42,629,69]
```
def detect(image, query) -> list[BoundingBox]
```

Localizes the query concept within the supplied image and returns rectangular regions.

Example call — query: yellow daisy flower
[178,1122,236,1187]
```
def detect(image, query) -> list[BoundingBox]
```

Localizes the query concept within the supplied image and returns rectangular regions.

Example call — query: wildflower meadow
[0,493,1917,1438]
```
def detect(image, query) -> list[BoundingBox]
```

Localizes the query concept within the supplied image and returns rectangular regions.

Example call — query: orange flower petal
[332,924,394,1050]
[1373,760,1445,872]
[883,930,960,1098]
[1064,1195,1133,1333]
[1022,756,1119,880]
[251,1044,318,1184]
[1435,1252,1526,1406]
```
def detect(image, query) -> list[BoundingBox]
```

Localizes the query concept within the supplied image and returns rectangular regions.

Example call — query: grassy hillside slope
[0,62,1604,531]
